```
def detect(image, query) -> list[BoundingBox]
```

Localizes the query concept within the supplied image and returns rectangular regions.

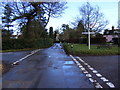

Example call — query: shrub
[2,38,53,50]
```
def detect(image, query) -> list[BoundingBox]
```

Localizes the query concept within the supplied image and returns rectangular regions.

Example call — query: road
[2,50,32,63]
[2,43,119,88]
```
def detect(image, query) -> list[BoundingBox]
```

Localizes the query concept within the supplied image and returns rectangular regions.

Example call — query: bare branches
[3,2,67,29]
[78,2,108,32]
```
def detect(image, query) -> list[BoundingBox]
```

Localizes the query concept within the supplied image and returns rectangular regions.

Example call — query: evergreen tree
[49,27,54,39]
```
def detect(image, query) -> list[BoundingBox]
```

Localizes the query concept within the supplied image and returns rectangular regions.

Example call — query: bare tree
[76,2,109,32]
[8,2,67,28]
[2,2,67,39]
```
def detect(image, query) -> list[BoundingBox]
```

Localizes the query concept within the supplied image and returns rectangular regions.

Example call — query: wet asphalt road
[2,43,119,88]
[2,50,32,63]
[2,43,93,88]
[80,55,119,88]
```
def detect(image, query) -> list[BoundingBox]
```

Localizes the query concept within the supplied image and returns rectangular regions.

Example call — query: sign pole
[82,30,95,50]
[88,29,90,50]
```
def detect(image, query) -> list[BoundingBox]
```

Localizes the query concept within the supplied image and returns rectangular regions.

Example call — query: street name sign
[82,32,95,34]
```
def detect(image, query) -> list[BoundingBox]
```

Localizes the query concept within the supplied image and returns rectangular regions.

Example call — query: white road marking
[79,65,83,68]
[96,73,102,77]
[84,63,89,65]
[75,61,79,64]
[77,63,81,66]
[95,83,103,88]
[86,74,92,77]
[106,82,115,88]
[12,49,41,65]
[70,55,116,88]
[73,59,76,61]
[80,67,86,71]
[92,70,98,73]
[89,68,94,70]
[76,57,85,62]
[83,71,88,74]
[89,78,96,83]
[87,65,92,68]
[100,77,109,82]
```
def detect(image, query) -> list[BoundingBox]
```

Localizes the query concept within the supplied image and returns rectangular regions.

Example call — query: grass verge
[63,43,120,56]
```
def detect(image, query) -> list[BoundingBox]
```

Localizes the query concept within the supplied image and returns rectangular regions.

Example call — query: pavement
[1,43,119,88]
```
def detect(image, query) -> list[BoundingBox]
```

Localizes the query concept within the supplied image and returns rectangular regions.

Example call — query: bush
[2,38,53,50]
[91,37,106,44]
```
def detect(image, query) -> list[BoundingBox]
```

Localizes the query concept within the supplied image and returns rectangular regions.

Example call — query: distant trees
[59,24,80,42]
[60,24,72,41]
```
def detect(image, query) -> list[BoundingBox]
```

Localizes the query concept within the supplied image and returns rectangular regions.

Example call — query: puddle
[63,66,73,69]
[64,61,74,65]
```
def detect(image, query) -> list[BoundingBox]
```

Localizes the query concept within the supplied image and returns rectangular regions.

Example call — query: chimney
[112,26,114,30]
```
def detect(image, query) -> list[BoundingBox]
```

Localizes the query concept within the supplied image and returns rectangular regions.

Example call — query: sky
[0,0,119,34]
[46,1,119,32]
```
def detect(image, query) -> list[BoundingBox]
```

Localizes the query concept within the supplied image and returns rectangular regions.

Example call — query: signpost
[82,31,95,50]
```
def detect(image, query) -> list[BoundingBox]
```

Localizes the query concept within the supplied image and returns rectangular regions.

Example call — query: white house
[103,26,119,43]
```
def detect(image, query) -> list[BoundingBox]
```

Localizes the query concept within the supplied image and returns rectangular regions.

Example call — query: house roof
[103,29,120,35]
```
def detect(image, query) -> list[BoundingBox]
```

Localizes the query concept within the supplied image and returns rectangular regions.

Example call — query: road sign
[82,31,95,50]
[82,32,95,34]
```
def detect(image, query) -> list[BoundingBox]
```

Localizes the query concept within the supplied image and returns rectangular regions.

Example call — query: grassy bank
[63,43,120,56]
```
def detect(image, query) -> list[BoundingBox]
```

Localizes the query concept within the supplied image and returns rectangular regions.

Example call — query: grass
[63,43,120,56]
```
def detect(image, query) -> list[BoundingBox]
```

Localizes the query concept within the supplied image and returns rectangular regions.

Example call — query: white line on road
[100,77,109,82]
[70,55,116,88]
[106,82,115,88]
[89,78,96,83]
[95,83,103,88]
[83,71,89,74]
[76,56,115,87]
[92,70,98,73]
[12,49,41,65]
[96,73,102,77]
[70,55,103,88]
[86,74,92,77]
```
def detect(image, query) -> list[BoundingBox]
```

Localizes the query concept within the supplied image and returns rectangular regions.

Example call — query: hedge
[2,38,53,50]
